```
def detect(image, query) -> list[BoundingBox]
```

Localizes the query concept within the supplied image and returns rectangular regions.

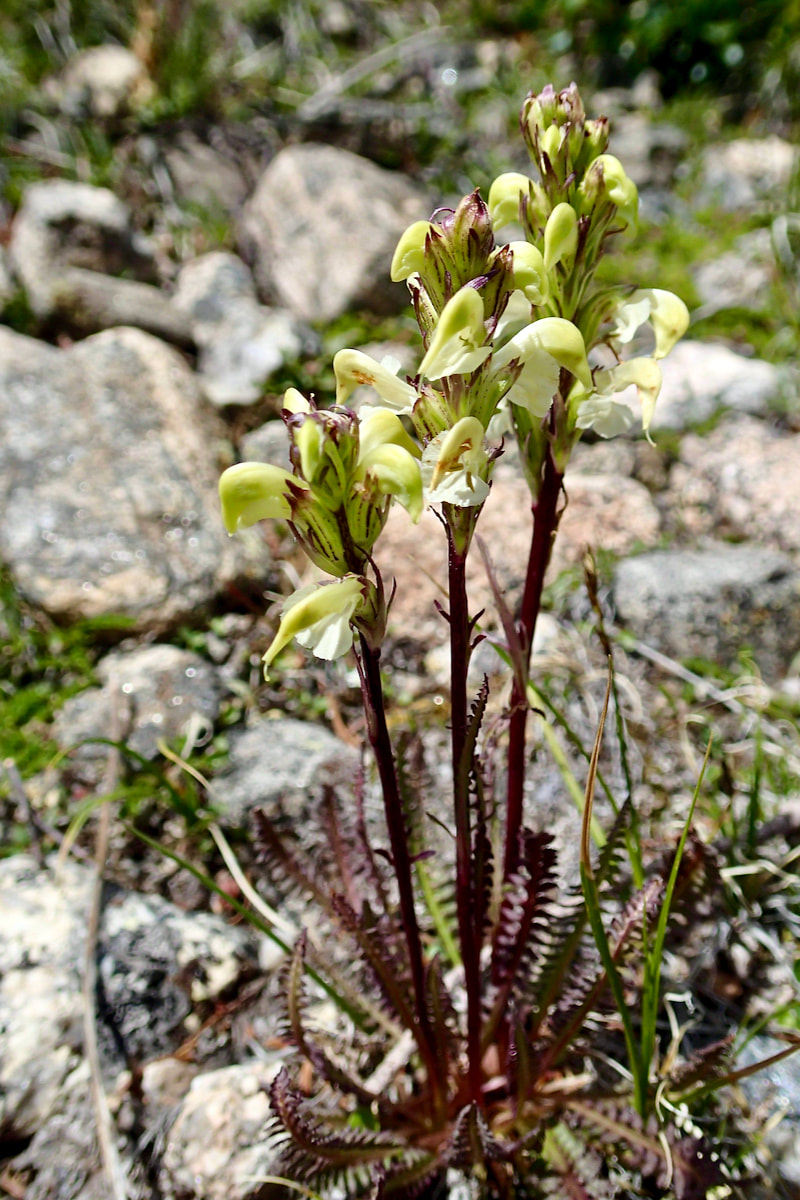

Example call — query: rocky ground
[2,6,800,1199]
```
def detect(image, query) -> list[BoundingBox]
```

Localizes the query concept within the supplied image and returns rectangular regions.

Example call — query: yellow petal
[218,462,296,533]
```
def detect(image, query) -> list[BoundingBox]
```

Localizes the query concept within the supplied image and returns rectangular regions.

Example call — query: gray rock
[212,718,359,825]
[613,543,800,678]
[0,244,15,310]
[693,228,774,317]
[165,132,250,213]
[0,853,259,1155]
[174,252,317,406]
[53,643,222,765]
[9,179,156,321]
[158,1062,282,1200]
[51,266,193,345]
[670,416,800,552]
[623,340,785,431]
[699,136,797,211]
[56,44,152,119]
[239,143,430,322]
[737,1036,800,1188]
[239,419,291,469]
[12,1063,104,1200]
[0,325,259,628]
[173,251,258,322]
[608,112,688,188]
[98,889,258,1065]
[0,855,93,1137]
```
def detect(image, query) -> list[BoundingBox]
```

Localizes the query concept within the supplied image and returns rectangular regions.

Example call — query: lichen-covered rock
[158,1063,282,1200]
[98,890,258,1065]
[0,325,262,627]
[239,143,430,322]
[0,856,93,1138]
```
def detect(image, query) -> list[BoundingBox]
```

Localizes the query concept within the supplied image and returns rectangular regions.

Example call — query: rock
[620,340,785,431]
[239,420,291,469]
[377,469,660,646]
[51,266,194,345]
[165,132,250,213]
[613,544,800,678]
[158,1062,282,1200]
[98,889,258,1065]
[11,1064,105,1200]
[0,325,259,628]
[669,416,800,552]
[174,251,258,320]
[239,144,430,322]
[0,244,15,310]
[56,44,153,118]
[737,1036,800,1189]
[212,718,359,825]
[608,112,688,188]
[52,643,222,767]
[9,180,156,321]
[699,136,797,211]
[174,253,316,406]
[0,855,93,1137]
[693,228,774,317]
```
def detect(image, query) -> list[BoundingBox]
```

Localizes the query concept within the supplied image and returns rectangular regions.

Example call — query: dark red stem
[356,634,443,1109]
[503,448,564,882]
[448,534,484,1108]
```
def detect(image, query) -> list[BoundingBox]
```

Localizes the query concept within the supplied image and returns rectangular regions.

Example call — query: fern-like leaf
[268,1067,423,1186]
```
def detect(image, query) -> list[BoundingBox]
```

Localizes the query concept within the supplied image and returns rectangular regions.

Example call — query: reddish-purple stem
[357,634,444,1111]
[448,535,484,1108]
[503,448,564,882]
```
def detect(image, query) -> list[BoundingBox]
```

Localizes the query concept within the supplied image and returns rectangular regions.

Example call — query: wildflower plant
[215,84,762,1198]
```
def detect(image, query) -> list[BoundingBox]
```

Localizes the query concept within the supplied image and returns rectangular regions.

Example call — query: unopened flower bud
[507,241,548,305]
[580,154,638,227]
[543,202,579,272]
[487,172,535,230]
[583,117,610,161]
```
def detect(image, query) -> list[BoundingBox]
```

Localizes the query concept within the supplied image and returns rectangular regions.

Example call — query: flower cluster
[220,83,689,669]
[219,391,421,669]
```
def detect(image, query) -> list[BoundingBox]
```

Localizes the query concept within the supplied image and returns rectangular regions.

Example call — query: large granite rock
[621,340,786,431]
[669,416,800,552]
[613,544,800,678]
[0,325,261,628]
[239,143,429,322]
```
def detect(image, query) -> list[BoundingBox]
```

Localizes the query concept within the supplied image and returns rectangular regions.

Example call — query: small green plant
[217,85,786,1197]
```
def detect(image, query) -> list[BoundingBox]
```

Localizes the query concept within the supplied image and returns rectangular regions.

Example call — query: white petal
[504,348,560,416]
